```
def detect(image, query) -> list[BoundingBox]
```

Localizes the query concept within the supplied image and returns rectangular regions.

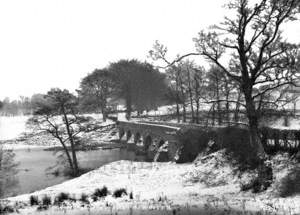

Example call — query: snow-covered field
[1,110,300,214]
[3,151,300,214]
[0,116,30,140]
[0,113,116,150]
[266,117,300,130]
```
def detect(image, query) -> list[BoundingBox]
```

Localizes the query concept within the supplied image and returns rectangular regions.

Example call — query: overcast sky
[0,0,299,100]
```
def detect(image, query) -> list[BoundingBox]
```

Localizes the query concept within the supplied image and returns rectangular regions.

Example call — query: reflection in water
[4,147,145,198]
[0,149,19,198]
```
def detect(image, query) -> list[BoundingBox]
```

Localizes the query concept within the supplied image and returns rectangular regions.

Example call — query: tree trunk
[102,97,107,122]
[216,77,222,126]
[196,99,200,124]
[62,109,79,176]
[51,130,75,175]
[179,82,186,123]
[244,90,265,158]
[126,93,132,120]
[212,103,215,126]
[187,68,195,122]
[188,92,194,123]
[226,94,230,126]
[69,138,79,176]
[234,91,241,123]
[194,74,201,124]
[182,103,186,123]
[58,138,75,174]
[176,102,180,123]
[101,107,107,122]
[225,81,230,126]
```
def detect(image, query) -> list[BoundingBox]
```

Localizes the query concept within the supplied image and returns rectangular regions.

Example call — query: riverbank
[0,120,119,150]
[2,150,300,214]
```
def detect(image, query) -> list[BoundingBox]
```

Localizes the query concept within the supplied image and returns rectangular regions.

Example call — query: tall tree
[78,68,113,122]
[194,0,300,157]
[204,66,240,126]
[166,60,206,123]
[165,65,187,122]
[151,0,300,157]
[29,89,90,176]
[109,59,166,119]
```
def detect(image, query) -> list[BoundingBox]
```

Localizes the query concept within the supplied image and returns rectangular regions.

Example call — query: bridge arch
[134,132,141,144]
[117,121,181,161]
[158,139,165,148]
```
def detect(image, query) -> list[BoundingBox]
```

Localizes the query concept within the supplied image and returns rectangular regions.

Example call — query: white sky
[0,0,299,100]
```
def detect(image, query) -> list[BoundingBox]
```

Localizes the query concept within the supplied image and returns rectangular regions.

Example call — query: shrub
[215,127,261,170]
[29,195,39,206]
[113,188,127,198]
[92,186,108,200]
[41,195,51,206]
[129,192,133,199]
[1,205,14,213]
[91,195,98,202]
[0,203,14,214]
[54,192,70,205]
[278,166,300,197]
[37,205,48,211]
[80,193,89,203]
[176,129,211,163]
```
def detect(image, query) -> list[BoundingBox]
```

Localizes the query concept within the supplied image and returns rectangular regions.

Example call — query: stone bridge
[117,121,182,161]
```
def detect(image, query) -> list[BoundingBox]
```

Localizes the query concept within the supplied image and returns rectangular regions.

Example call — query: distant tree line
[0,59,168,118]
[78,59,167,120]
[0,97,32,116]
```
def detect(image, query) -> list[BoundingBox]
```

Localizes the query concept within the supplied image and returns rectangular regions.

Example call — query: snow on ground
[3,151,300,214]
[81,113,103,121]
[0,114,116,150]
[266,117,300,130]
[145,105,177,116]
[1,143,56,150]
[0,115,31,141]
[144,104,213,117]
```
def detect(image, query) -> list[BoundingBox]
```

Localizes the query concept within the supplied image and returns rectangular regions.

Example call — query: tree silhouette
[29,88,90,176]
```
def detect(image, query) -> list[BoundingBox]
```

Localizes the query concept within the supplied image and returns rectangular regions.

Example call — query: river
[0,116,145,198]
[8,147,145,198]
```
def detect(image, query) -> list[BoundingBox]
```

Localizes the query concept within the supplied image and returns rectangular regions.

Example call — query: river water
[9,147,144,198]
[0,116,145,198]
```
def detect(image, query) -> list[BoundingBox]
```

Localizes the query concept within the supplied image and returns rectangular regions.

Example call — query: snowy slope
[3,151,300,214]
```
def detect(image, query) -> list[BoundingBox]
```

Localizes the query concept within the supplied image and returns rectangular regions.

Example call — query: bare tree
[165,65,187,122]
[176,60,206,123]
[149,44,207,124]
[151,1,300,157]
[194,0,300,157]
[29,88,90,176]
